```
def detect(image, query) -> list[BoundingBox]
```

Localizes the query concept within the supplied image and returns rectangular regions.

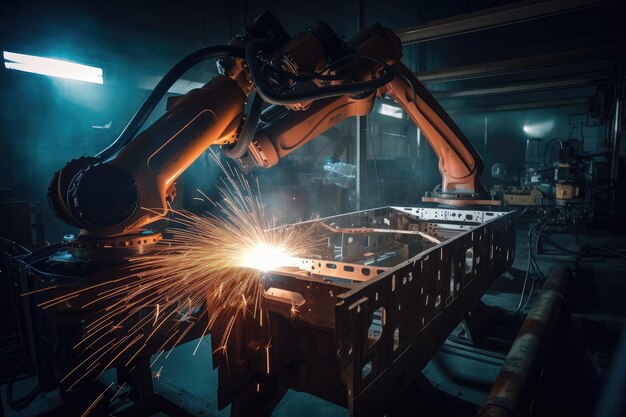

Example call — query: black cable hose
[542,139,563,167]
[533,219,552,281]
[265,52,419,105]
[0,236,31,256]
[7,358,40,411]
[265,64,346,83]
[324,53,419,103]
[97,45,246,160]
[221,91,265,159]
[496,218,548,325]
[245,40,396,105]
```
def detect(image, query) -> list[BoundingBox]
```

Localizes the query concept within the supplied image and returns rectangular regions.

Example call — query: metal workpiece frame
[212,206,516,417]
[7,206,515,417]
[335,207,514,416]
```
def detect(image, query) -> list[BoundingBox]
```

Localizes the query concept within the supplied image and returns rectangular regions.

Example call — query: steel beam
[415,44,626,84]
[395,0,616,45]
[356,0,368,210]
[433,74,610,99]
[444,98,588,114]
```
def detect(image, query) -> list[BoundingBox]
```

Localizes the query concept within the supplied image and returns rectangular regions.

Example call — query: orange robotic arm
[240,63,486,193]
[236,24,492,206]
[48,74,247,237]
[48,12,492,238]
[385,62,485,196]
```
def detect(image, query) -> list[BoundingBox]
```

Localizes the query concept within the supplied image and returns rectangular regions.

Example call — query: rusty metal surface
[477,266,571,417]
[211,206,516,417]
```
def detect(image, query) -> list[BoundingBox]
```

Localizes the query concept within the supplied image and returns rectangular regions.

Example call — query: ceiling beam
[433,74,610,99]
[395,0,617,45]
[415,44,626,84]
[444,97,588,113]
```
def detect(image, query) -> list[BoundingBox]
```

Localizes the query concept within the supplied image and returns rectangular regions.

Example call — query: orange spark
[35,152,323,416]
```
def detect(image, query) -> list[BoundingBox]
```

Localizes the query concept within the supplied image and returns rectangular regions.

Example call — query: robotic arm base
[422,191,501,207]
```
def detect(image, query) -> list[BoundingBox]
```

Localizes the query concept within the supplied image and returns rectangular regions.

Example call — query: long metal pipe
[609,74,623,188]
[395,0,616,45]
[477,266,572,417]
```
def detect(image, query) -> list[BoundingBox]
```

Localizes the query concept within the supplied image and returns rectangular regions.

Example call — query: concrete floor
[3,221,625,417]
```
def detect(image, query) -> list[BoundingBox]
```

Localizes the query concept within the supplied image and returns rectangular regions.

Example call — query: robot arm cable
[245,40,397,105]
[97,45,246,160]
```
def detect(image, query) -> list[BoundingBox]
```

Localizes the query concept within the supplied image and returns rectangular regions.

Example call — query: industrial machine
[9,12,515,417]
[492,137,603,229]
[47,13,496,237]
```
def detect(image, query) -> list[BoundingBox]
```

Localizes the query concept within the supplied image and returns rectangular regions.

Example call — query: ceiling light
[379,103,403,119]
[3,51,103,84]
[522,120,554,137]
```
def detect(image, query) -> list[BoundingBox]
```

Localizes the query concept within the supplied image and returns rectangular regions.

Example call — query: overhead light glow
[522,120,554,137]
[3,51,103,84]
[379,103,403,119]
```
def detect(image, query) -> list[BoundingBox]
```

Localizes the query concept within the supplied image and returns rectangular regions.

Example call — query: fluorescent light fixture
[522,120,554,137]
[3,51,103,84]
[379,103,403,119]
